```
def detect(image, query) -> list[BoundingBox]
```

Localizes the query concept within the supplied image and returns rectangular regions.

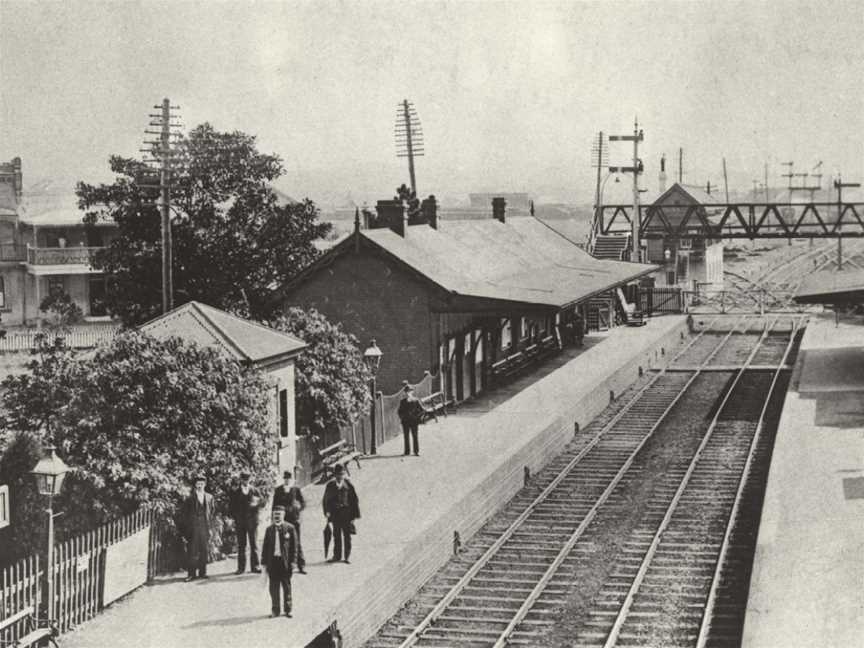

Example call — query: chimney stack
[421,195,438,230]
[374,199,407,237]
[492,197,506,223]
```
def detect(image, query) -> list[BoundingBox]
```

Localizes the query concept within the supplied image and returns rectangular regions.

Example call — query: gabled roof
[652,182,720,207]
[284,217,657,309]
[140,301,306,367]
[794,269,864,304]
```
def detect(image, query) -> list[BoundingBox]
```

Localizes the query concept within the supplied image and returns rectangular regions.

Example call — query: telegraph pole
[678,147,683,184]
[722,158,730,202]
[395,100,424,195]
[591,131,607,244]
[609,118,644,261]
[142,98,183,314]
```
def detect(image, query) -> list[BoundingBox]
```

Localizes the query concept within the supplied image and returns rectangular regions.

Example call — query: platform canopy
[794,269,864,305]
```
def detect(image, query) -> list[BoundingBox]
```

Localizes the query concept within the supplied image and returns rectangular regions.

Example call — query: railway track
[365,316,800,648]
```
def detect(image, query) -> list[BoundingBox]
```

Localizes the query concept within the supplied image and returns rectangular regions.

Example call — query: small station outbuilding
[276,199,656,401]
[139,301,307,474]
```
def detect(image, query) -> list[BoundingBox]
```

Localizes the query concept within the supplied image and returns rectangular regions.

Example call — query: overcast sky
[1,0,862,205]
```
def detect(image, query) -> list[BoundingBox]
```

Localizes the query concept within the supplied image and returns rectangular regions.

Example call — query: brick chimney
[0,157,23,202]
[374,199,407,237]
[492,197,506,223]
[421,195,438,230]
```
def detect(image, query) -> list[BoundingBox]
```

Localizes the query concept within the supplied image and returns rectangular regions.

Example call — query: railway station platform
[61,315,687,648]
[743,313,864,648]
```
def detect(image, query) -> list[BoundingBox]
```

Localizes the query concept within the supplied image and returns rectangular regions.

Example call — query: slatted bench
[0,606,58,648]
[491,351,526,383]
[318,439,362,481]
[419,391,447,422]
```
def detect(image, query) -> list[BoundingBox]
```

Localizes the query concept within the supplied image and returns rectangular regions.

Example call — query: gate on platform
[640,287,684,315]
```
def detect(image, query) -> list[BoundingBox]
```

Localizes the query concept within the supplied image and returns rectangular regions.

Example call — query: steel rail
[601,315,780,648]
[486,315,751,648]
[395,314,729,648]
[694,314,806,648]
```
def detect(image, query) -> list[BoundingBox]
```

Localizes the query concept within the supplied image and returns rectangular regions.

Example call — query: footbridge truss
[599,202,864,239]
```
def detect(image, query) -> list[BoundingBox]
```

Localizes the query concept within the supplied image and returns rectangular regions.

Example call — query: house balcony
[25,245,105,275]
[0,243,26,262]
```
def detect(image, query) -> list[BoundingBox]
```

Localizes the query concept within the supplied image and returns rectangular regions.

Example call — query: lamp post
[362,339,383,455]
[31,444,69,623]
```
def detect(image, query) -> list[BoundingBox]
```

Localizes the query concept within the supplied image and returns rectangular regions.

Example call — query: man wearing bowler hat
[322,464,360,563]
[261,506,297,618]
[271,470,306,573]
[229,471,263,574]
[182,473,214,581]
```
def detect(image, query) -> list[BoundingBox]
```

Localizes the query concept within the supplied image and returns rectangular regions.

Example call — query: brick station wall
[283,249,435,394]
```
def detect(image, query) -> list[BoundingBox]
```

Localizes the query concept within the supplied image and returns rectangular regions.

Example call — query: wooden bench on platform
[419,391,447,422]
[318,439,362,481]
[0,606,58,648]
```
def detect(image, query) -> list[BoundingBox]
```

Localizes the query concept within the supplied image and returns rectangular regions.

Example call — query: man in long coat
[261,506,297,618]
[322,464,360,563]
[183,474,214,581]
[229,471,263,574]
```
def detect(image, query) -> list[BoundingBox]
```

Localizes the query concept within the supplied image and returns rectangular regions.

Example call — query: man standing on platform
[271,470,306,574]
[229,471,263,574]
[322,464,360,564]
[261,506,297,618]
[397,383,425,456]
[182,474,214,581]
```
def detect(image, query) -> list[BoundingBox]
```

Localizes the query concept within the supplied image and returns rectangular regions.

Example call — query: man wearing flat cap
[182,474,214,581]
[261,505,297,618]
[229,471,263,574]
[271,470,306,573]
[322,464,360,563]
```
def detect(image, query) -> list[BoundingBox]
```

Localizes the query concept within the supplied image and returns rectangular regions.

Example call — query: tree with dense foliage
[0,332,275,563]
[76,123,332,325]
[269,307,371,439]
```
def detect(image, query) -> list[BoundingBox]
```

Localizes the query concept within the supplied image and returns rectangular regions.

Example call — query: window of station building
[278,388,289,438]
[520,316,527,340]
[666,271,676,286]
[0,276,5,309]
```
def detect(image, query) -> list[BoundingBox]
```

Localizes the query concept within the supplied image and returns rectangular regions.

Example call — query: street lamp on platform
[363,339,383,455]
[31,444,69,623]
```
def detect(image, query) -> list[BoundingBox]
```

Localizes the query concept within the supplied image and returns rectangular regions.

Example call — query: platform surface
[743,314,864,648]
[61,315,685,648]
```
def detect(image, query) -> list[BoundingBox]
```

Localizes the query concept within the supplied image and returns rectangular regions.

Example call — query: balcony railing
[26,245,103,266]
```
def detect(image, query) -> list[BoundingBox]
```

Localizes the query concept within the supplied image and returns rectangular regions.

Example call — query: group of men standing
[181,465,360,619]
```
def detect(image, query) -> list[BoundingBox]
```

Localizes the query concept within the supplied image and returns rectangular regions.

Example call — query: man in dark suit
[322,464,360,564]
[271,470,306,573]
[261,506,297,618]
[182,474,214,581]
[397,383,425,456]
[229,471,263,574]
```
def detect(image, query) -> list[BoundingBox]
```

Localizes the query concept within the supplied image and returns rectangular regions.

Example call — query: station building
[276,198,656,401]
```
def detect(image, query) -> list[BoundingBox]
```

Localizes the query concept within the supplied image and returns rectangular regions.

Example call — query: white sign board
[103,527,149,605]
[0,484,9,529]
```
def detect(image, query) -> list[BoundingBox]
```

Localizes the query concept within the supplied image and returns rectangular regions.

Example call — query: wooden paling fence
[1,507,166,641]
[0,324,120,353]
[0,554,41,646]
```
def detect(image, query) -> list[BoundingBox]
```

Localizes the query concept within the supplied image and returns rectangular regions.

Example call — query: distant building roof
[652,183,720,207]
[140,301,306,367]
[286,217,656,309]
[794,269,864,304]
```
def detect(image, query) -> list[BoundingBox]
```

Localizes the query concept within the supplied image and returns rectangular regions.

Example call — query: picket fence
[0,507,166,644]
[0,324,119,353]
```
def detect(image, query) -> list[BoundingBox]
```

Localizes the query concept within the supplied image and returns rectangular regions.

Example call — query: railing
[0,324,120,353]
[26,245,103,266]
